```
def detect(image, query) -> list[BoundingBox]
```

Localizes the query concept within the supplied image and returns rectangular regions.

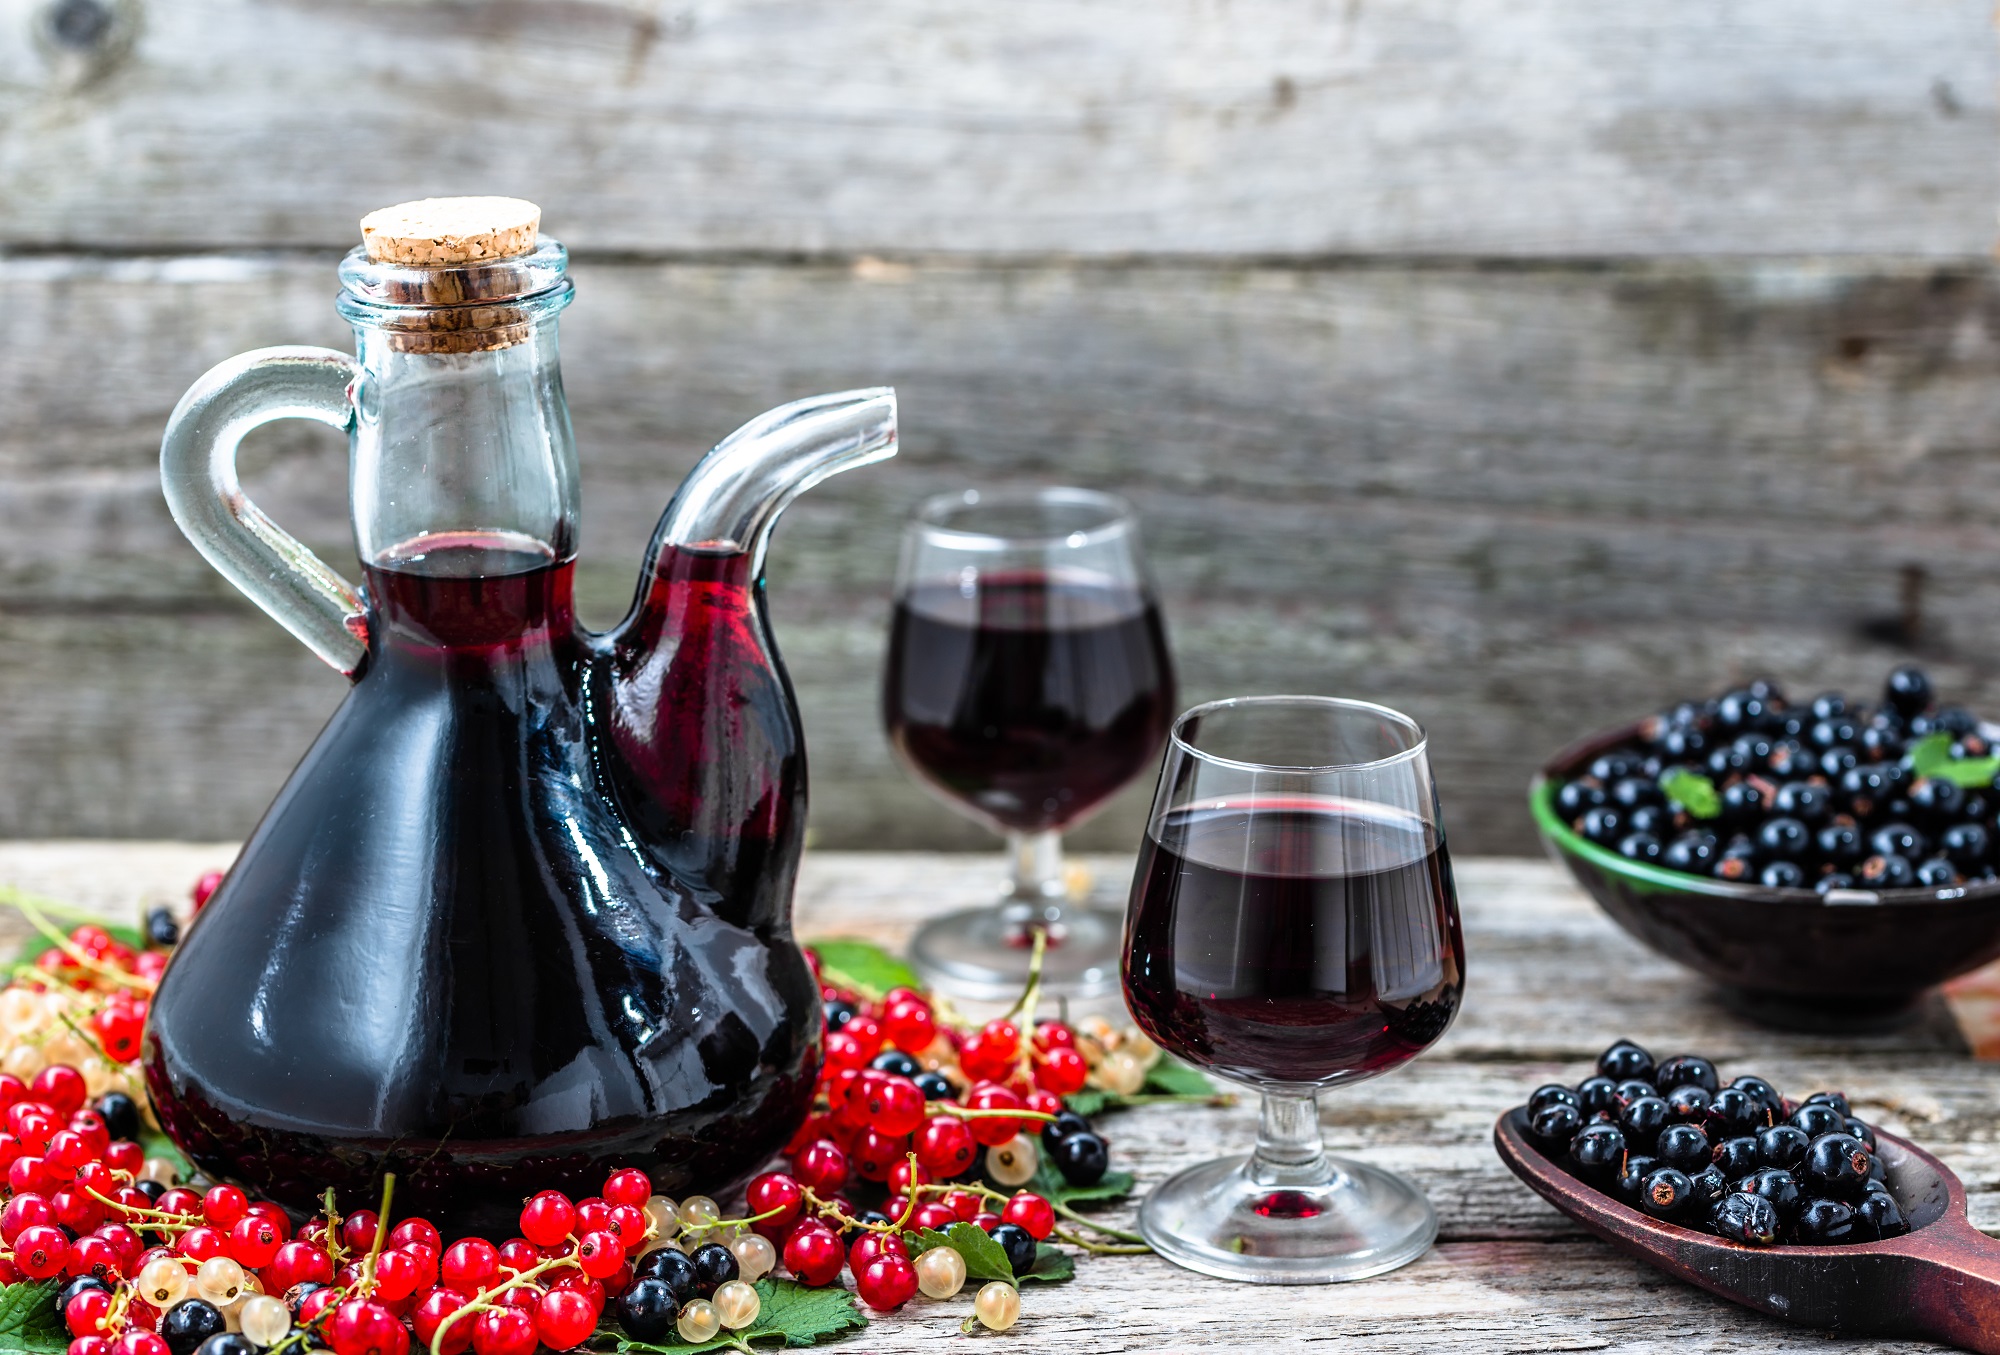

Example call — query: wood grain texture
[7,253,2000,847]
[0,847,1987,1353]
[0,1,1993,256]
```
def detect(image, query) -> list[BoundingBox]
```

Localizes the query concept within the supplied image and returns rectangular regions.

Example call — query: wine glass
[1122,695,1465,1283]
[883,487,1177,1001]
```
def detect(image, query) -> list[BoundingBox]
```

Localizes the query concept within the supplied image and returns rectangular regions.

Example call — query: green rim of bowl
[1529,774,1808,901]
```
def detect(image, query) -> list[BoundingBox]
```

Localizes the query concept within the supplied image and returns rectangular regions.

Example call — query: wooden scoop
[1494,1108,2000,1350]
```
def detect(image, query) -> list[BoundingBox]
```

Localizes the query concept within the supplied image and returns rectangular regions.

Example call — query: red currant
[331,1298,410,1355]
[495,1239,539,1279]
[971,1211,1002,1230]
[534,1288,596,1350]
[882,998,936,1054]
[865,1076,927,1137]
[518,1191,575,1248]
[910,1202,957,1231]
[67,1112,109,1156]
[113,1332,169,1355]
[944,1189,982,1222]
[64,1288,112,1337]
[388,1217,440,1251]
[965,1083,1026,1147]
[494,1285,539,1312]
[846,1230,904,1269]
[176,1226,227,1261]
[69,1339,111,1355]
[412,1289,472,1355]
[267,1239,335,1292]
[340,1209,381,1255]
[1033,1020,1076,1051]
[574,1230,625,1280]
[1034,1046,1089,1095]
[31,1066,86,1117]
[601,1168,651,1208]
[851,1128,909,1182]
[51,1185,103,1235]
[1001,1192,1056,1240]
[0,1191,52,1243]
[605,1203,647,1246]
[0,1075,24,1110]
[744,1172,804,1238]
[781,1222,844,1287]
[224,1215,280,1269]
[297,1289,340,1326]
[958,1031,1016,1083]
[855,1253,919,1311]
[886,1158,932,1198]
[843,1014,884,1055]
[63,1234,119,1282]
[91,1224,141,1274]
[823,1031,869,1073]
[372,1247,423,1301]
[90,1006,144,1063]
[439,1238,498,1291]
[549,1273,605,1313]
[14,1223,69,1278]
[471,1309,536,1355]
[573,1198,613,1235]
[913,1116,976,1176]
[9,1156,49,1196]
[790,1139,850,1194]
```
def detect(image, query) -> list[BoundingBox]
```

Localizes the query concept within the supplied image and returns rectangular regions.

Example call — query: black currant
[1041,1109,1091,1147]
[1908,778,1966,822]
[1711,1136,1762,1179]
[1719,780,1771,823]
[194,1336,256,1355]
[1619,1097,1670,1140]
[1802,1132,1874,1200]
[1766,740,1810,778]
[1845,1117,1877,1151]
[1760,860,1807,889]
[1916,857,1958,887]
[688,1242,738,1296]
[1580,806,1626,844]
[989,1222,1037,1276]
[1773,781,1832,822]
[1804,1090,1852,1116]
[1557,780,1608,818]
[145,906,180,949]
[1809,718,1859,751]
[55,1277,111,1320]
[1816,873,1858,895]
[1737,1167,1803,1224]
[618,1278,681,1343]
[1715,690,1772,731]
[1665,1084,1712,1123]
[1859,853,1915,888]
[636,1247,700,1305]
[161,1299,227,1355]
[1596,1040,1655,1083]
[1638,1168,1694,1218]
[1885,665,1934,718]
[1942,822,1990,869]
[1610,777,1664,809]
[94,1091,140,1143]
[1756,817,1810,858]
[1613,1079,1660,1108]
[1590,753,1643,782]
[1820,746,1860,779]
[1654,1124,1711,1174]
[1757,1124,1811,1171]
[1529,1085,1582,1116]
[1789,1103,1845,1139]
[1688,1163,1729,1210]
[1795,1197,1858,1245]
[1663,833,1720,872]
[1626,805,1670,838]
[1660,726,1708,759]
[1569,1123,1628,1182]
[1613,1154,1660,1204]
[914,1071,954,1101]
[1811,691,1850,721]
[1530,1104,1586,1152]
[1729,1075,1781,1110]
[135,1179,165,1204]
[1618,832,1663,863]
[1854,1191,1909,1241]
[1870,823,1929,860]
[870,1050,921,1078]
[1052,1131,1109,1186]
[823,998,857,1031]
[1709,1191,1781,1246]
[1575,1076,1621,1116]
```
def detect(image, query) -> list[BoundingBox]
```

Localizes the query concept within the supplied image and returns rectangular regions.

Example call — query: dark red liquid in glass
[145,534,819,1233]
[883,571,1175,833]
[1123,798,1465,1087]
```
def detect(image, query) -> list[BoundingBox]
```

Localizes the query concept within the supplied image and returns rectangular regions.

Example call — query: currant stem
[1051,1206,1146,1244]
[1052,1227,1150,1255]
[358,1172,396,1293]
[428,1254,573,1355]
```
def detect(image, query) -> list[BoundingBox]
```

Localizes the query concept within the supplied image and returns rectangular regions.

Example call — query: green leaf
[1657,768,1721,819]
[0,1281,67,1355]
[1907,731,2000,789]
[606,1279,864,1353]
[905,1222,1015,1285]
[1143,1059,1215,1097]
[803,939,919,1002]
[1019,1244,1075,1285]
[1027,1156,1134,1209]
[1063,1089,1112,1117]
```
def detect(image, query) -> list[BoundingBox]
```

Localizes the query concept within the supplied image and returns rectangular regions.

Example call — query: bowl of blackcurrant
[1510,1041,1910,1248]
[1530,666,2000,1025]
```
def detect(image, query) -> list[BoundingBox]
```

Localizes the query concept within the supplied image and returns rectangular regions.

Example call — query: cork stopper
[360,197,541,266]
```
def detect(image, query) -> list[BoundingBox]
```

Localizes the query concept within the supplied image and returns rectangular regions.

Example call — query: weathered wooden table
[0,844,1989,1354]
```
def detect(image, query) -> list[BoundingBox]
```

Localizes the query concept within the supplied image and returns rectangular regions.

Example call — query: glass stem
[1002,829,1068,923]
[1250,1088,1333,1188]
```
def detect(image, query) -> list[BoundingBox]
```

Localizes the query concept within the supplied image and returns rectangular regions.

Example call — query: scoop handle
[161,346,370,678]
[1902,1221,2000,1355]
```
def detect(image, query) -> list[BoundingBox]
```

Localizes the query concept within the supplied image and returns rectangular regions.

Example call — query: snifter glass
[1122,696,1465,1282]
[883,487,1176,1001]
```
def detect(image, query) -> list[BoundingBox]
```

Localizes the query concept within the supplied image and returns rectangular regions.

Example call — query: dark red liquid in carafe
[144,534,820,1232]
[1123,798,1464,1088]
[883,571,1175,833]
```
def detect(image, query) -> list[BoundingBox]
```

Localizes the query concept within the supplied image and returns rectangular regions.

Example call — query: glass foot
[908,904,1124,1003]
[1138,1152,1437,1284]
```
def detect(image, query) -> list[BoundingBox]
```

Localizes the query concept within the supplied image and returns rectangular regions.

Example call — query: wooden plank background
[0,2,1997,851]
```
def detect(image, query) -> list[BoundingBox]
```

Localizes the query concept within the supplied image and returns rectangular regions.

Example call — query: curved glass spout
[646,388,898,575]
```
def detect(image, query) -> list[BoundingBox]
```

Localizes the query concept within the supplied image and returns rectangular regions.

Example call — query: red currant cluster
[0,922,162,1098]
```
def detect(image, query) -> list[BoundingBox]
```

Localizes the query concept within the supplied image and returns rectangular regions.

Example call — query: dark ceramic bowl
[1532,720,2000,1027]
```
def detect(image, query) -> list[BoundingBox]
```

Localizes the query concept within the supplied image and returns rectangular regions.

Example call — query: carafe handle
[160,347,371,678]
